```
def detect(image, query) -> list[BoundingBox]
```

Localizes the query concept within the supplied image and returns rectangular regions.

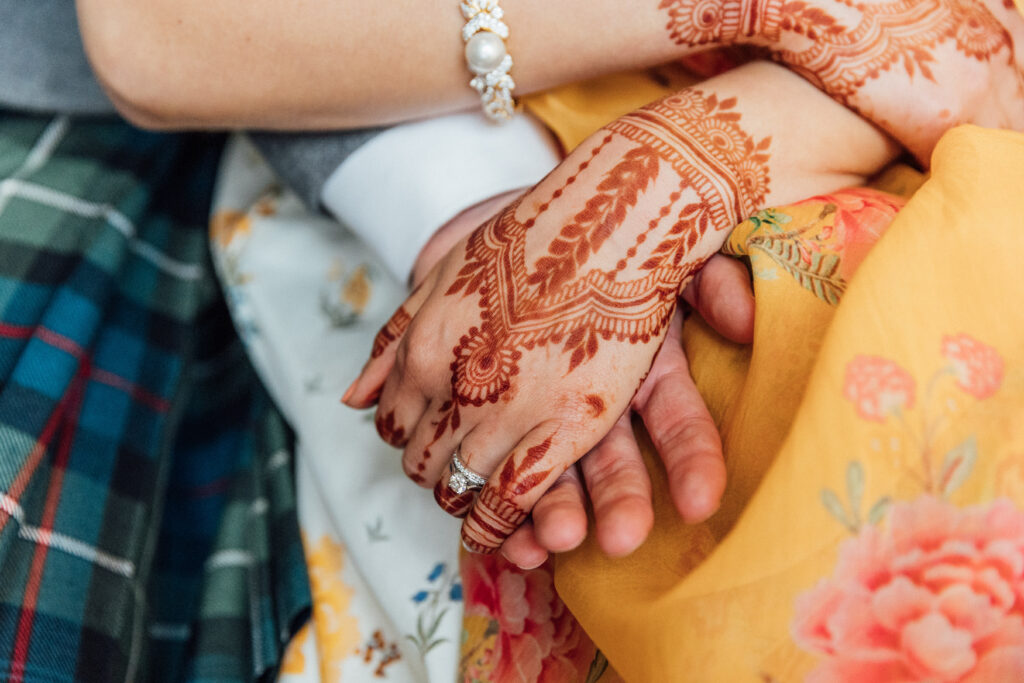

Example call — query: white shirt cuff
[321,112,561,282]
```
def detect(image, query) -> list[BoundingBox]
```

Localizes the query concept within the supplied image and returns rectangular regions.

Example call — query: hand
[344,63,896,554]
[411,190,754,567]
[502,254,755,568]
[657,0,1024,163]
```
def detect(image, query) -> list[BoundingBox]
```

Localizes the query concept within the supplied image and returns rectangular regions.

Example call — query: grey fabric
[0,0,113,114]
[249,128,385,211]
[0,0,384,210]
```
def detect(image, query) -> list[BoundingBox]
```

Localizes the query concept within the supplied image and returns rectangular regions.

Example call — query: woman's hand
[658,0,1024,163]
[501,261,756,568]
[415,190,755,567]
[344,62,897,553]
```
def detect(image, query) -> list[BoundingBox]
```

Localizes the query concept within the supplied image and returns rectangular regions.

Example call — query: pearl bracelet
[460,0,516,122]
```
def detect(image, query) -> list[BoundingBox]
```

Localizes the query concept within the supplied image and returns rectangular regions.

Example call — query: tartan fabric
[0,112,310,682]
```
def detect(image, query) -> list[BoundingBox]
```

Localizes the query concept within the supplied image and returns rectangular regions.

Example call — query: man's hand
[344,63,896,555]
[418,191,755,567]
[502,254,754,568]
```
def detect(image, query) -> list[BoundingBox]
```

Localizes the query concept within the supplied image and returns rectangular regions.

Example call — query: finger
[681,254,754,344]
[500,521,549,570]
[344,283,431,408]
[373,365,429,449]
[634,334,725,524]
[461,422,581,554]
[401,399,466,487]
[579,411,654,558]
[531,465,588,553]
[432,417,524,517]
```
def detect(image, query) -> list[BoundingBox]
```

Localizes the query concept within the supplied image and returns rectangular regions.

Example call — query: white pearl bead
[465,31,506,75]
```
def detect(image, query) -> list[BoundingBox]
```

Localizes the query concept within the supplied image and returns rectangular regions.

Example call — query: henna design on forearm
[659,0,1016,106]
[422,91,771,541]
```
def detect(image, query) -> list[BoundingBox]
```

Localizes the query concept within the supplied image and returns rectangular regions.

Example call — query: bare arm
[79,0,1022,166]
[76,0,689,129]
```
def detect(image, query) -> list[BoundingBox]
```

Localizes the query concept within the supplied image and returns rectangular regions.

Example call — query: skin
[78,0,1021,559]
[413,192,756,567]
[78,0,1022,148]
[344,0,1022,558]
[76,0,709,129]
[345,62,901,554]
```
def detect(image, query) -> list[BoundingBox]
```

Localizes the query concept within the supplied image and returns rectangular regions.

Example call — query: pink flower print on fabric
[461,553,594,683]
[808,188,906,279]
[843,356,916,422]
[942,334,1004,400]
[792,497,1024,682]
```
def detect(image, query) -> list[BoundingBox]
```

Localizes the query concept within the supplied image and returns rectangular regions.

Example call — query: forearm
[76,0,691,129]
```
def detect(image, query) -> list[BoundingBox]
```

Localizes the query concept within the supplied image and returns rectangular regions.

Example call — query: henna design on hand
[371,305,412,359]
[462,436,555,552]
[770,1,1013,106]
[375,410,408,447]
[441,92,769,416]
[416,91,771,547]
[658,0,1021,152]
[660,0,1013,78]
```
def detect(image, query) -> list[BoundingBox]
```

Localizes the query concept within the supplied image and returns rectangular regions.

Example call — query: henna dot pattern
[418,90,772,537]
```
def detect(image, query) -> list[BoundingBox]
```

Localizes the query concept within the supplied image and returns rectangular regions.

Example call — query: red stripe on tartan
[0,389,72,534]
[0,322,170,412]
[91,368,170,412]
[9,359,89,682]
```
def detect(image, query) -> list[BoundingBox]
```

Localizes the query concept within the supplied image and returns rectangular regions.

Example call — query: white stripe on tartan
[0,179,205,282]
[0,116,69,216]
[20,116,71,177]
[2,493,136,577]
[249,497,269,516]
[267,449,290,471]
[205,549,255,571]
[0,492,25,523]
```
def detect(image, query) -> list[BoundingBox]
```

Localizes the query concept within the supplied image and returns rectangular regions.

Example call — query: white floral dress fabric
[209,135,464,683]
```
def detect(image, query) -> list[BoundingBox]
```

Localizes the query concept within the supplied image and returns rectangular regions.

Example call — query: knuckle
[401,451,433,487]
[586,451,648,494]
[656,413,721,462]
[374,409,409,447]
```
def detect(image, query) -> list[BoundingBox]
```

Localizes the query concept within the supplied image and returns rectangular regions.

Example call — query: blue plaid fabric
[0,112,309,682]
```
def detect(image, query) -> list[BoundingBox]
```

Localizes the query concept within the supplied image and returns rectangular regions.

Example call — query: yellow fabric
[555,126,1024,680]
[523,66,697,152]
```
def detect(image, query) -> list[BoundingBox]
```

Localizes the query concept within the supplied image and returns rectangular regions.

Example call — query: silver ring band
[448,450,488,494]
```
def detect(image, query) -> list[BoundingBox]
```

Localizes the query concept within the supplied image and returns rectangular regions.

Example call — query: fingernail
[341,378,358,405]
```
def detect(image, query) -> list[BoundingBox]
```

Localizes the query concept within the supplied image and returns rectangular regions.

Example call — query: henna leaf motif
[420,90,772,470]
[497,436,555,497]
[528,147,660,297]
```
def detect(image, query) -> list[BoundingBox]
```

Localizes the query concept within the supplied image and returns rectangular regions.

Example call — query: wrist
[411,188,526,287]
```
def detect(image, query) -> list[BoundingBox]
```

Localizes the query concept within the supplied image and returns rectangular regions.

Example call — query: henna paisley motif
[450,327,521,406]
[417,91,771,473]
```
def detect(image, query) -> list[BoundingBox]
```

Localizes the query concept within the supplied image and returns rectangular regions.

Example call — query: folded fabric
[557,126,1024,681]
[0,114,308,682]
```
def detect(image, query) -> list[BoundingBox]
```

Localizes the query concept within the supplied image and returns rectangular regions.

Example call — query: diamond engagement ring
[448,450,488,494]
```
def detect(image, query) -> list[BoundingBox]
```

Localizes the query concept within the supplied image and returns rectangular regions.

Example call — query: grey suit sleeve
[248,127,386,212]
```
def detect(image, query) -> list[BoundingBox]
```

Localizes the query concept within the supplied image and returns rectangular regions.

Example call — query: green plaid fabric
[0,112,310,682]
